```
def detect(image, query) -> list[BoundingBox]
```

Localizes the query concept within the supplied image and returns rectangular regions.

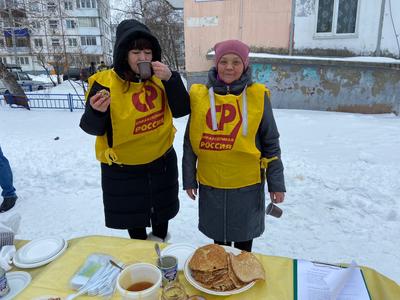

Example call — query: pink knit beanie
[214,39,250,69]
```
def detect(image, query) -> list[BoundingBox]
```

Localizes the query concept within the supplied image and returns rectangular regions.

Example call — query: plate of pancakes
[183,244,265,296]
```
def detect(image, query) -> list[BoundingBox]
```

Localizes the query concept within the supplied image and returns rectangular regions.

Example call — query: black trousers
[128,221,168,240]
[214,239,253,252]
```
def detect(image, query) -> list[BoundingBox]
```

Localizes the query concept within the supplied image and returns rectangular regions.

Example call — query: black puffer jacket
[79,19,189,229]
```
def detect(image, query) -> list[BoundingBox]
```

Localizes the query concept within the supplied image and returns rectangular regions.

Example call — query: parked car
[0,64,53,94]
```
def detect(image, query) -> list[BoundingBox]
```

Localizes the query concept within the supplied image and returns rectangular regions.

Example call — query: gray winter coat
[182,67,285,242]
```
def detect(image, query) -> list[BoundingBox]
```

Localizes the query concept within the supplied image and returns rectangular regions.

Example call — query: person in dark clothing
[88,62,96,76]
[97,61,108,72]
[182,40,285,252]
[0,145,18,213]
[79,19,190,241]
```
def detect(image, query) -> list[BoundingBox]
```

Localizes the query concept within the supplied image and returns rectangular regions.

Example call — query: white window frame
[49,20,58,29]
[81,36,97,46]
[314,0,360,39]
[64,1,73,10]
[51,38,60,46]
[32,20,41,29]
[48,1,57,12]
[17,57,29,65]
[68,38,77,46]
[34,38,43,47]
[66,19,77,28]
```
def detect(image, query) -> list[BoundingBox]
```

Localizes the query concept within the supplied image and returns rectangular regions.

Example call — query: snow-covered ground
[0,81,399,284]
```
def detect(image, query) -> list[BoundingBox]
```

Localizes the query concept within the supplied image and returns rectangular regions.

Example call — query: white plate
[16,237,65,264]
[13,239,68,269]
[32,295,64,300]
[161,243,197,271]
[2,271,32,300]
[183,246,256,296]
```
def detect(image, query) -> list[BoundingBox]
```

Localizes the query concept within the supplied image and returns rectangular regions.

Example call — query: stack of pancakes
[188,244,265,292]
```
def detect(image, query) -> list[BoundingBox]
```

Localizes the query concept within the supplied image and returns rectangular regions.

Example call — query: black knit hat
[113,19,162,77]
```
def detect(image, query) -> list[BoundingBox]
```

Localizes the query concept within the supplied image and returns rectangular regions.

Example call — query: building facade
[0,0,112,75]
[294,0,400,58]
[184,0,292,73]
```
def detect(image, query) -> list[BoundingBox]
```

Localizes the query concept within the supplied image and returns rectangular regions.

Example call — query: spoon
[155,243,163,266]
[109,259,124,271]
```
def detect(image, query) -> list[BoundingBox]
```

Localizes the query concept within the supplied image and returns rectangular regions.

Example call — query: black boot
[0,196,17,212]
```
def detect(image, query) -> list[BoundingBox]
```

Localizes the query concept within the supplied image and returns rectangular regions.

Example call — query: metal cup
[266,202,283,218]
[156,255,178,287]
[137,61,152,80]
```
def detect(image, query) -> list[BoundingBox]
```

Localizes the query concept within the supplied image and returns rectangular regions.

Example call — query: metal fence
[0,93,86,111]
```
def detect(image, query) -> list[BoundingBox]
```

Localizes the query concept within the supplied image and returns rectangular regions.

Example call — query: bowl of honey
[116,263,162,300]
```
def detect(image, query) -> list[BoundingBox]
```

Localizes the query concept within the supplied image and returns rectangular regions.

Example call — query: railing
[0,93,86,111]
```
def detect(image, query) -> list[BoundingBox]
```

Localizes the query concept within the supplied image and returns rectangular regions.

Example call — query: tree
[111,0,185,70]
[0,62,30,109]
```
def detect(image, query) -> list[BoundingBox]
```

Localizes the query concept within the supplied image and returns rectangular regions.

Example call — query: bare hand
[90,90,110,112]
[186,188,198,200]
[151,61,172,81]
[270,192,285,204]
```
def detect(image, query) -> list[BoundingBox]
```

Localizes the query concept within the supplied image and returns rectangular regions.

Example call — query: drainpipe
[238,0,244,40]
[375,0,386,56]
[289,0,296,55]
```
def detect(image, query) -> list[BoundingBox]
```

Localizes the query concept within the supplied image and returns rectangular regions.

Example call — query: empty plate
[16,237,65,264]
[2,271,32,300]
[161,243,197,271]
[13,239,68,269]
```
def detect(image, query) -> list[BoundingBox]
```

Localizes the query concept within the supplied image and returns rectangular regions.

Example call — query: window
[51,38,60,46]
[0,57,7,64]
[34,38,43,47]
[81,36,96,46]
[66,19,77,28]
[17,57,29,65]
[0,39,4,48]
[64,1,73,10]
[16,38,29,47]
[0,0,5,9]
[76,0,96,8]
[30,2,39,11]
[49,20,58,29]
[316,0,358,35]
[68,38,77,46]
[32,20,41,29]
[78,17,97,27]
[48,2,57,11]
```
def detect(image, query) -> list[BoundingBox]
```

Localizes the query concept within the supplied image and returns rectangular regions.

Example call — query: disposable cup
[116,263,161,300]
[266,202,283,218]
[137,61,152,80]
[156,255,178,286]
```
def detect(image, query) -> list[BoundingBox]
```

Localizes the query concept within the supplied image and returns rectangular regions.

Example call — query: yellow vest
[87,70,175,165]
[189,83,268,188]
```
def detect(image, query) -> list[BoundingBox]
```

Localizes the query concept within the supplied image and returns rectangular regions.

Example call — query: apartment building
[0,0,112,75]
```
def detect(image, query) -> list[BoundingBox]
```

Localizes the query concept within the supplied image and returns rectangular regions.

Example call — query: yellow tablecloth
[13,235,400,299]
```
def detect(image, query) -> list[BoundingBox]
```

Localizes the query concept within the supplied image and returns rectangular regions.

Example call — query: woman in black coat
[80,19,190,241]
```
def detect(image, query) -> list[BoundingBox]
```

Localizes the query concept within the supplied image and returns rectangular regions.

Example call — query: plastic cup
[156,255,178,287]
[137,61,152,80]
[116,263,162,300]
[266,202,283,218]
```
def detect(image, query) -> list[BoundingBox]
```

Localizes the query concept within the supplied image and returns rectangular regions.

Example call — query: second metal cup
[266,202,283,218]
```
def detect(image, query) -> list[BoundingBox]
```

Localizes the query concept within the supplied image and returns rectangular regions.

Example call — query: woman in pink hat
[183,39,286,252]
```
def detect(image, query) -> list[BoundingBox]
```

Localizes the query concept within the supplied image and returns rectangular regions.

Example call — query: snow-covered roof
[165,0,184,9]
[208,51,400,66]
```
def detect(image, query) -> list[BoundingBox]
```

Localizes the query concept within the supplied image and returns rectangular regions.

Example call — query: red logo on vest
[199,100,242,151]
[132,83,166,134]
